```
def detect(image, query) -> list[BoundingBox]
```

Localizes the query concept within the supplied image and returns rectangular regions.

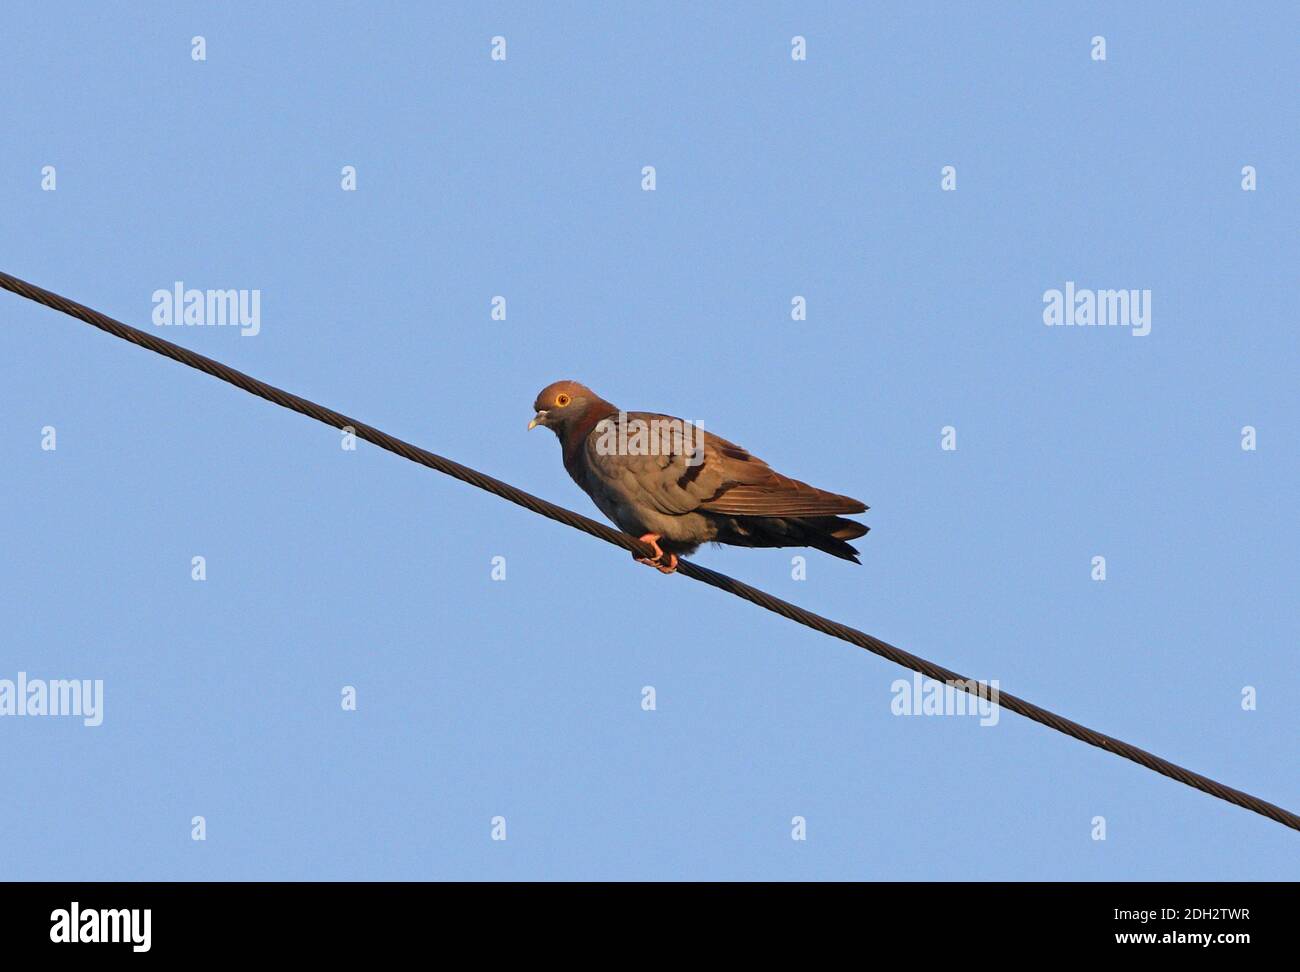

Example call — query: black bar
[0,881,1286,956]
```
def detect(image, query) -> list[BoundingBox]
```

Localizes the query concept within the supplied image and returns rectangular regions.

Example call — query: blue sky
[1,2,1296,879]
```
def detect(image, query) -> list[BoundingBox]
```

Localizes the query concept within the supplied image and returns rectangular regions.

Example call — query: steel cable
[3,269,1297,833]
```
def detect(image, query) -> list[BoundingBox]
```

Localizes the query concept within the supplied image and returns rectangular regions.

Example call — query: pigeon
[529,380,868,573]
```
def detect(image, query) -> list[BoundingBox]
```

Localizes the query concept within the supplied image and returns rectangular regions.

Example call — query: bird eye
[556,393,571,407]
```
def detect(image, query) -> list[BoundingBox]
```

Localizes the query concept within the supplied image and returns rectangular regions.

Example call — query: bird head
[529,380,605,434]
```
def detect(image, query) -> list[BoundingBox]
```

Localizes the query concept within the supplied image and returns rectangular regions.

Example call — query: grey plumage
[529,381,868,567]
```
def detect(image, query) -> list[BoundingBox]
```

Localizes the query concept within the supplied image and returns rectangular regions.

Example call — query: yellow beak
[528,411,547,430]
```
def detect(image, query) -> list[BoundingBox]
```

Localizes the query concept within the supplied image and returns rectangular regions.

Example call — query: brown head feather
[530,381,618,470]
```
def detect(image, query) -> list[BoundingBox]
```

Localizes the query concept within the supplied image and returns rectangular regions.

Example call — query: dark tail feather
[727,514,869,564]
[802,515,869,563]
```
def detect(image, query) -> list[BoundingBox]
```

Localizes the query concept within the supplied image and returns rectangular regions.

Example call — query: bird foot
[633,533,678,574]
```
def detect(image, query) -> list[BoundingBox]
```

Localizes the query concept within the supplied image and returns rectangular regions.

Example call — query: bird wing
[581,412,866,518]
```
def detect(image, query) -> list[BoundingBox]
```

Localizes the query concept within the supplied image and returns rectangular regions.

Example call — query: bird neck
[560,400,619,467]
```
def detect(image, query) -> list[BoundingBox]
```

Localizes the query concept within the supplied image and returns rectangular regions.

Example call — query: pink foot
[633,533,678,574]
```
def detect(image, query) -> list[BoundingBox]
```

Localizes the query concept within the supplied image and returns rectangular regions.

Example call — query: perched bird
[529,380,868,573]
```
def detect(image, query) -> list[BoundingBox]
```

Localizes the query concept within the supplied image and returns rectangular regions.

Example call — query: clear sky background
[2,3,1296,880]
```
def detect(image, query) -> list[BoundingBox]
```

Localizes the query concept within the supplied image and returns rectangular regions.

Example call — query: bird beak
[528,410,548,430]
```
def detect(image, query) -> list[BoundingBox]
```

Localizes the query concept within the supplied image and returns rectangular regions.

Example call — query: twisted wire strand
[4,269,1297,833]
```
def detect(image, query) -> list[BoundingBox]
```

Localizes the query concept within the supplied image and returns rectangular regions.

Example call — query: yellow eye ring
[556,393,571,407]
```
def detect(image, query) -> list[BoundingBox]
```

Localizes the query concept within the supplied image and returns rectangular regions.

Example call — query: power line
[4,268,1297,834]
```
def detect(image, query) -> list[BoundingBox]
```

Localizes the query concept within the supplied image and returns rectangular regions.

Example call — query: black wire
[4,269,1297,833]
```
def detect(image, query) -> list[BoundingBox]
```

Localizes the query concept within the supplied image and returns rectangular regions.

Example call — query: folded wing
[582,413,867,518]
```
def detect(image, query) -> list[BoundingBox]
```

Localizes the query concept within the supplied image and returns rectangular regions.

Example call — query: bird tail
[733,514,869,563]
[800,516,869,563]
